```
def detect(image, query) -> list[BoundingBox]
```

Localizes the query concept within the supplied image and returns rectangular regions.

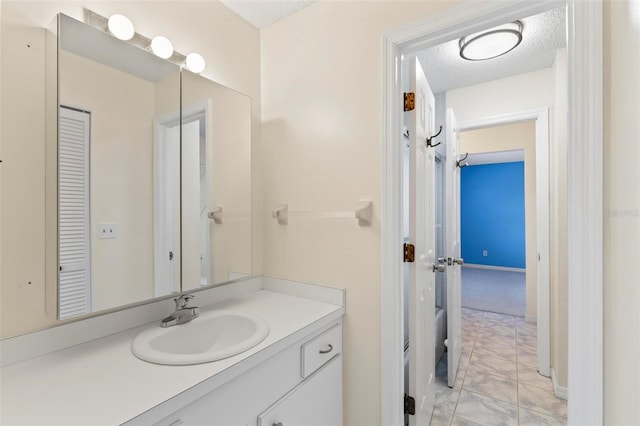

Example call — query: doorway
[458,148,527,318]
[382,1,603,425]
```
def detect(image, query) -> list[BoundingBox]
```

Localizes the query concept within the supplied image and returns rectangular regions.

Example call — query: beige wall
[59,50,158,311]
[459,123,536,320]
[603,1,640,423]
[261,1,459,424]
[0,14,53,336]
[0,0,260,338]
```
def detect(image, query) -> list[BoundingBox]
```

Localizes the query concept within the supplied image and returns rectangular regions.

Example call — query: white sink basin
[131,310,270,365]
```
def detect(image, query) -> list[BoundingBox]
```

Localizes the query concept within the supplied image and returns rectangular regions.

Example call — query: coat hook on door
[426,125,442,148]
[457,153,469,168]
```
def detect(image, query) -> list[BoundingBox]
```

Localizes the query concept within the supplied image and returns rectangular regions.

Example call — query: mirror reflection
[55,13,252,320]
[181,70,252,291]
[58,14,182,319]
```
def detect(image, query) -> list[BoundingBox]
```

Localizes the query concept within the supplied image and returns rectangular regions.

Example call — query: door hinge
[404,92,415,112]
[403,243,415,263]
[404,394,416,415]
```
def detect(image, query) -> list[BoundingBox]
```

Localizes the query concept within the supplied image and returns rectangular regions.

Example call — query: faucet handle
[175,294,195,309]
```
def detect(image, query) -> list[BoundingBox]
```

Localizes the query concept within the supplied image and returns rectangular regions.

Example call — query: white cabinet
[143,322,343,426]
[258,356,342,426]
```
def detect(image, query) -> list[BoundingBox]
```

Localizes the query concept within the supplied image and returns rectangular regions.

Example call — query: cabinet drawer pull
[319,344,333,354]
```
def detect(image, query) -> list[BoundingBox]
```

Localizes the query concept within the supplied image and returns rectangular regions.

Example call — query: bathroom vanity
[0,278,345,425]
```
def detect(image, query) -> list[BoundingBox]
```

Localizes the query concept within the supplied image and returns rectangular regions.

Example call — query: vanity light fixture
[107,14,134,41]
[185,52,206,73]
[459,21,523,61]
[150,35,174,59]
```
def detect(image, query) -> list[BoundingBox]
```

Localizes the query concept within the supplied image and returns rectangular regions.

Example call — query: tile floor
[429,308,567,426]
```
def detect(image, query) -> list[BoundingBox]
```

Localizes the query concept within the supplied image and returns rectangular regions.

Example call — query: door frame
[153,110,181,297]
[456,108,550,378]
[381,1,602,424]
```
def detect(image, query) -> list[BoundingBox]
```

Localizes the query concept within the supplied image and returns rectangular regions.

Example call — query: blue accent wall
[461,161,525,268]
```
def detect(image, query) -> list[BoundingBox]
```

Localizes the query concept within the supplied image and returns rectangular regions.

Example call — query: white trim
[552,368,569,400]
[525,314,537,324]
[463,264,526,273]
[153,111,181,297]
[380,28,405,426]
[566,1,603,424]
[457,108,551,378]
[381,1,602,424]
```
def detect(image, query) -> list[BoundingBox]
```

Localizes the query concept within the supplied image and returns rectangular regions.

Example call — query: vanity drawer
[301,324,342,378]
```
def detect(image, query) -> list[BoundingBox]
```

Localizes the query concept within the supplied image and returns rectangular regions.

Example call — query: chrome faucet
[161,295,199,327]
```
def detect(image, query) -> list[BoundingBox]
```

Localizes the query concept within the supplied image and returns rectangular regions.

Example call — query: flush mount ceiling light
[150,36,174,59]
[107,14,134,41]
[459,21,523,61]
[185,53,206,73]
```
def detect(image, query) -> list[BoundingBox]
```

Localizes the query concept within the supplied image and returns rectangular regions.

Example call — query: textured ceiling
[418,7,566,94]
[220,0,315,29]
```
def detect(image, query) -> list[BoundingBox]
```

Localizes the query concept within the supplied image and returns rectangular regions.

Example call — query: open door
[445,109,462,387]
[153,117,181,297]
[407,57,436,424]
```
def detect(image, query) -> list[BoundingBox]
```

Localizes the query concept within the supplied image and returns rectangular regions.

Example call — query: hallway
[429,308,567,425]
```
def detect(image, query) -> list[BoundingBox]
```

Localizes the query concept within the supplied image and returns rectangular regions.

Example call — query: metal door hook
[456,153,469,168]
[426,125,443,148]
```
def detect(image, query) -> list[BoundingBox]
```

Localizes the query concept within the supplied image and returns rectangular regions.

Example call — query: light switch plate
[98,223,117,239]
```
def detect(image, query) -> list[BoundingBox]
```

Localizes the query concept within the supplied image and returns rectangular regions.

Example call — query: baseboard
[525,314,537,323]
[551,368,568,400]
[463,263,526,273]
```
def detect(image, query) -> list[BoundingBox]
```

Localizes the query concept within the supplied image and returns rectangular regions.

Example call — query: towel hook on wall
[426,125,442,148]
[457,153,469,168]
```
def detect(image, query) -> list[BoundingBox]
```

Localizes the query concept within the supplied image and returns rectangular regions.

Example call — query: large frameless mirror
[1,9,253,335]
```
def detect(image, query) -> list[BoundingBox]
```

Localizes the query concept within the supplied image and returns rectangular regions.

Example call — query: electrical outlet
[482,250,488,257]
[98,223,117,239]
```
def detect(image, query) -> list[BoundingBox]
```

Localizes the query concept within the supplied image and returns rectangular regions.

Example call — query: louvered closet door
[59,106,91,320]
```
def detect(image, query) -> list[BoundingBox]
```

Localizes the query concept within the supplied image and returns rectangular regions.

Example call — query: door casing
[380,1,603,424]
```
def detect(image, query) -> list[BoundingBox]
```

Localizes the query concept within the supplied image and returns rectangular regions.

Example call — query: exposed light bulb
[107,14,134,41]
[150,36,174,59]
[185,53,206,73]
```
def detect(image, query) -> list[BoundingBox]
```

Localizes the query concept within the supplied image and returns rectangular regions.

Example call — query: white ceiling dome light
[150,36,174,59]
[185,53,206,73]
[107,14,134,41]
[459,21,523,61]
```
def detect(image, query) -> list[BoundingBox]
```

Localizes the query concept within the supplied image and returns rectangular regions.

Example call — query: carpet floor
[461,267,526,317]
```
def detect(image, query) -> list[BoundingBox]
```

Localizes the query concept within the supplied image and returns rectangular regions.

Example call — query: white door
[58,106,91,320]
[407,57,436,424]
[445,109,462,387]
[181,120,202,289]
[153,121,180,296]
[258,357,342,426]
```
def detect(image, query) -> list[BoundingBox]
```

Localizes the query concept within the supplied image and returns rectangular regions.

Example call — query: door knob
[454,257,464,265]
[437,257,447,264]
[432,263,446,273]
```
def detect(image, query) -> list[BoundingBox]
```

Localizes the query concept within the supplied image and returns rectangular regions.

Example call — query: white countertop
[0,288,344,425]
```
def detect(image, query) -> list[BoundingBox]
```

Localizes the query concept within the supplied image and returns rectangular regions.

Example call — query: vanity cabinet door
[151,343,302,426]
[258,355,342,426]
